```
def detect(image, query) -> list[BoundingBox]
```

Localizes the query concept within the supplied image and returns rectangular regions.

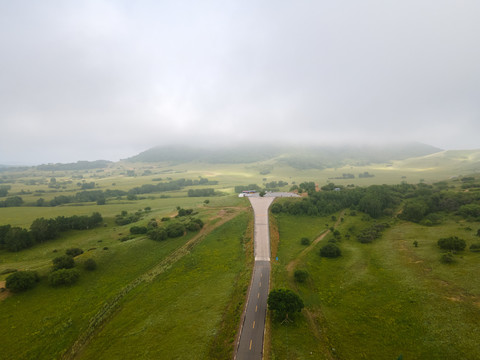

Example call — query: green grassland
[1,148,480,359]
[268,212,480,360]
[78,211,252,360]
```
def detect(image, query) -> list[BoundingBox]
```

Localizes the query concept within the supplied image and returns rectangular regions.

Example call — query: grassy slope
[0,233,194,359]
[78,211,252,360]
[268,213,480,360]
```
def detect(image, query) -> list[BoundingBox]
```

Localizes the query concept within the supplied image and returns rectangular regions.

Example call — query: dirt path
[0,280,10,301]
[286,211,345,276]
[282,211,345,359]
[63,208,246,360]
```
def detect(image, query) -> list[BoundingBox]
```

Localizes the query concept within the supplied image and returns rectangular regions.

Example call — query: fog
[1,1,479,164]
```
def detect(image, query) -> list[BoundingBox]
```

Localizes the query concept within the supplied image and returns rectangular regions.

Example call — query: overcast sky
[1,1,479,164]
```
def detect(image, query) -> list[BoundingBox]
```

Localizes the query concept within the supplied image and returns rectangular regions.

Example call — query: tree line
[272,180,480,222]
[39,178,218,207]
[0,212,103,252]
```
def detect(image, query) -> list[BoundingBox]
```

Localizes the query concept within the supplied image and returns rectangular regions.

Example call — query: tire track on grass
[62,208,245,360]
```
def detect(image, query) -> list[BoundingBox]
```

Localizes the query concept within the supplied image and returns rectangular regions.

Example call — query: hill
[125,142,442,169]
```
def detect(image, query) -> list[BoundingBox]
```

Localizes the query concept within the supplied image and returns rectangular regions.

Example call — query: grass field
[267,212,480,360]
[77,210,252,360]
[2,153,480,359]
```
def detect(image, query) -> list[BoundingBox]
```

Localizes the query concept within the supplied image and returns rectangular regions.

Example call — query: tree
[294,270,309,283]
[5,271,39,292]
[437,237,466,252]
[48,268,80,286]
[440,252,455,264]
[30,218,59,243]
[166,223,185,238]
[52,255,75,270]
[148,228,168,241]
[130,226,148,234]
[267,288,304,320]
[300,237,310,245]
[469,243,480,252]
[402,200,428,222]
[320,243,342,258]
[4,227,33,252]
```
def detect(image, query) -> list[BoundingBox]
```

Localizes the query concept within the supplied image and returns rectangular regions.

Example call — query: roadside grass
[0,233,194,360]
[78,211,252,360]
[268,213,480,360]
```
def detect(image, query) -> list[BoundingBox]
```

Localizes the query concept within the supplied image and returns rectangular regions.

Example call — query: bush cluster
[357,223,389,244]
[5,271,39,292]
[320,243,342,258]
[437,237,466,251]
[48,269,80,286]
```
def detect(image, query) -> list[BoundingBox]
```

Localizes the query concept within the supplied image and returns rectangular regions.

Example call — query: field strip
[286,211,345,276]
[62,207,246,360]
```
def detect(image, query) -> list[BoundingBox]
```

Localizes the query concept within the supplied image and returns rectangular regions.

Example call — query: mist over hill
[125,142,442,169]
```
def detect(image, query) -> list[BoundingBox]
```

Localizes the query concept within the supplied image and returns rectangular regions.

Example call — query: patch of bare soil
[0,281,11,301]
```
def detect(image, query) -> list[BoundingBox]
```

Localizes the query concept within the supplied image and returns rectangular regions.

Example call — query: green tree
[48,268,80,286]
[30,218,59,243]
[294,270,309,283]
[4,227,33,252]
[300,237,310,245]
[166,223,185,238]
[52,255,75,270]
[402,200,428,222]
[267,288,304,320]
[320,243,342,258]
[148,228,168,241]
[5,271,39,292]
[437,237,466,252]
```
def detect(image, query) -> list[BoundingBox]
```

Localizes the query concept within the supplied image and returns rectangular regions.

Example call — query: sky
[1,1,479,165]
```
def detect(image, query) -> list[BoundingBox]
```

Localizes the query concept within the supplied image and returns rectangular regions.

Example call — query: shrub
[148,228,168,241]
[186,218,204,232]
[437,237,466,251]
[5,271,39,292]
[294,270,309,283]
[48,268,80,286]
[440,252,455,264]
[84,258,97,271]
[166,223,185,238]
[320,243,341,258]
[65,248,84,257]
[271,203,283,214]
[130,226,148,234]
[300,237,310,246]
[469,243,480,252]
[267,288,304,320]
[52,255,75,270]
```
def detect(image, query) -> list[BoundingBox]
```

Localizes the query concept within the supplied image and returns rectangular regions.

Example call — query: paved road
[235,197,275,360]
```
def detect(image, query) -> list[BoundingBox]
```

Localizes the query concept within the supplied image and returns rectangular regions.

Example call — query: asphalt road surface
[235,196,275,360]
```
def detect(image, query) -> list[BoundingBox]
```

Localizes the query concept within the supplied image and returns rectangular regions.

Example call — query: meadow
[1,149,480,359]
[267,212,480,360]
